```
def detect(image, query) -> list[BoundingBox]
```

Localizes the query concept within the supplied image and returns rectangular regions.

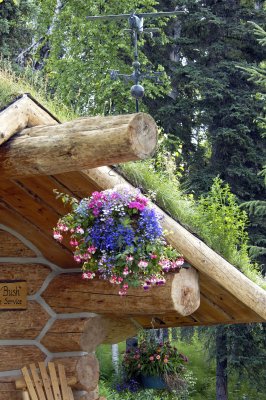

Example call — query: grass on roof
[120,161,266,290]
[0,59,76,121]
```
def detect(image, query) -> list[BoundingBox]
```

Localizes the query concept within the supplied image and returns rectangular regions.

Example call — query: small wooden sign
[0,280,27,310]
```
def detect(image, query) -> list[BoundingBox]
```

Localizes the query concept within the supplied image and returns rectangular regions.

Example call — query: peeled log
[42,268,200,317]
[0,113,157,179]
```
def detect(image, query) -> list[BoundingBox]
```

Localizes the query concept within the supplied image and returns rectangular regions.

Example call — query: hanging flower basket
[53,186,186,295]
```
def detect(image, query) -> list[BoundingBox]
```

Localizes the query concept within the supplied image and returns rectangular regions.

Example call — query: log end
[129,113,158,159]
[171,267,200,316]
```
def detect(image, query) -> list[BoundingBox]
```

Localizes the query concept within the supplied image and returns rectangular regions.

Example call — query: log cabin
[0,91,265,400]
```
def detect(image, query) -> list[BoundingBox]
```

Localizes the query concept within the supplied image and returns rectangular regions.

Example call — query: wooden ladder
[15,362,75,400]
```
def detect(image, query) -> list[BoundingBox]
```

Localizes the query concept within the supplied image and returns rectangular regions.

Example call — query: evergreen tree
[200,324,266,400]
[145,0,265,202]
[239,22,266,272]
[144,2,266,399]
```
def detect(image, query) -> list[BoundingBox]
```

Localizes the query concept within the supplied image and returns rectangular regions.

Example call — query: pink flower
[163,358,168,363]
[82,272,95,280]
[128,201,146,211]
[123,267,129,276]
[136,195,148,205]
[53,231,63,242]
[82,253,91,260]
[70,239,79,247]
[76,226,84,234]
[126,255,134,262]
[119,283,129,296]
[134,354,140,359]
[171,258,185,268]
[74,255,82,263]
[150,254,157,259]
[149,356,154,361]
[87,246,97,254]
[156,355,161,360]
[138,260,148,269]
[57,223,68,232]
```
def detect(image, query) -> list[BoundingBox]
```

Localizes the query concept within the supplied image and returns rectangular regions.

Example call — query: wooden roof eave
[83,166,266,322]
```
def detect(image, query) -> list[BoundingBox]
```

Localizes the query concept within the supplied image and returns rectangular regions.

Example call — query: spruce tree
[239,22,266,272]
[143,2,266,399]
[145,0,265,202]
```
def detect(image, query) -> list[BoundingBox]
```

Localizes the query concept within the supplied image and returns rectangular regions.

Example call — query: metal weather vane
[87,10,186,112]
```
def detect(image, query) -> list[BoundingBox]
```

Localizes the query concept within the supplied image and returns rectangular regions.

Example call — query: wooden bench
[15,362,76,400]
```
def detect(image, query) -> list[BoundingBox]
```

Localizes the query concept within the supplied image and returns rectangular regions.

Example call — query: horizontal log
[0,113,157,179]
[42,268,200,317]
[41,319,93,353]
[0,346,45,371]
[41,316,138,351]
[0,264,51,295]
[0,230,35,257]
[0,382,21,400]
[0,301,49,339]
[85,167,266,322]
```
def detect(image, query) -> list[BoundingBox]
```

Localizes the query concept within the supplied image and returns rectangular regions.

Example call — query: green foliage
[0,0,35,59]
[32,0,170,114]
[99,380,193,400]
[194,177,249,262]
[97,334,266,399]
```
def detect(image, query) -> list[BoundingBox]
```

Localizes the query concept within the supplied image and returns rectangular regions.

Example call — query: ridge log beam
[0,113,157,179]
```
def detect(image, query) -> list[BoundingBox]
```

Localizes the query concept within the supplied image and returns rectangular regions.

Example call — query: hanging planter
[53,186,186,295]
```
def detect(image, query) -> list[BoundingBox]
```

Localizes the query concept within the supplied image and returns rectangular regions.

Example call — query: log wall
[0,223,199,399]
[0,225,106,400]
